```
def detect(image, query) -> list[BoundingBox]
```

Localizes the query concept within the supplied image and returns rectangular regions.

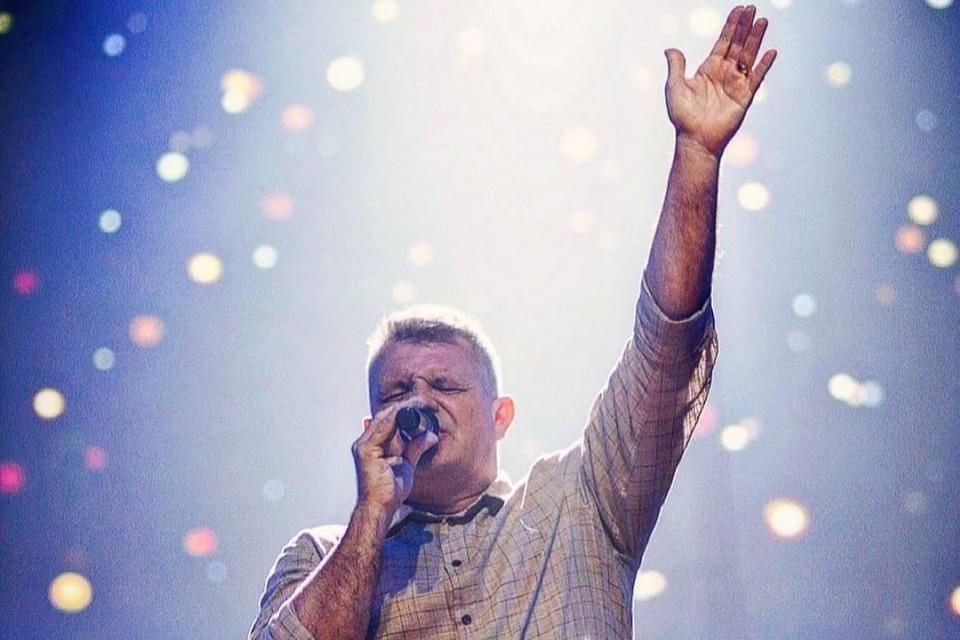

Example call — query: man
[250,6,776,638]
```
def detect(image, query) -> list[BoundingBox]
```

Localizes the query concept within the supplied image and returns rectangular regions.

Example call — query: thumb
[664,48,686,85]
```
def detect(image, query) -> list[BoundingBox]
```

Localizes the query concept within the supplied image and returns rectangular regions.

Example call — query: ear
[491,396,515,440]
[362,417,373,432]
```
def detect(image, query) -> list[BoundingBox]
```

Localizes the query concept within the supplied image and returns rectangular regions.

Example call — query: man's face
[370,337,512,510]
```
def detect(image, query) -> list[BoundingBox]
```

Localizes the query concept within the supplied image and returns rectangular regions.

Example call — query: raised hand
[664,5,777,157]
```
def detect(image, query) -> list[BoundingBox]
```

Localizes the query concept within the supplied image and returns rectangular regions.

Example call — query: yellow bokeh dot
[825,62,852,87]
[737,181,770,211]
[907,195,938,225]
[928,238,958,268]
[0,12,13,34]
[371,0,399,23]
[327,56,365,92]
[764,499,809,539]
[559,127,598,163]
[220,69,262,99]
[221,91,252,114]
[720,424,750,451]
[689,7,723,38]
[949,585,960,617]
[49,572,93,613]
[409,243,434,267]
[634,570,668,601]
[156,152,189,182]
[188,252,224,284]
[34,388,66,420]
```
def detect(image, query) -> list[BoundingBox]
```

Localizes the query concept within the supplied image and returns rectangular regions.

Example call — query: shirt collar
[387,471,513,536]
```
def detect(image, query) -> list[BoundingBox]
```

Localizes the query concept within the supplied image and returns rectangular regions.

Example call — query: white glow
[156,152,189,182]
[49,572,93,613]
[928,238,958,268]
[771,0,794,7]
[187,253,224,285]
[689,7,723,38]
[907,195,938,225]
[327,56,365,92]
[792,294,817,317]
[737,182,770,211]
[371,0,399,23]
[828,373,858,403]
[825,62,853,87]
[764,499,810,539]
[926,0,954,9]
[252,245,279,269]
[99,209,121,233]
[720,424,750,451]
[221,91,252,114]
[634,570,668,601]
[263,479,285,501]
[103,33,126,57]
[33,388,66,420]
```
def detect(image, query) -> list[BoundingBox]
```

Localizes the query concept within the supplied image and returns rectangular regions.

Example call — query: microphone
[396,407,440,443]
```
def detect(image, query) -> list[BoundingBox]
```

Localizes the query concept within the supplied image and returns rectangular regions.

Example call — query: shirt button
[451,559,462,567]
[461,614,472,625]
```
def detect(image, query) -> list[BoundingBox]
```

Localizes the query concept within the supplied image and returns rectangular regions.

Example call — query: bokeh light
[371,0,400,23]
[771,0,794,7]
[907,195,938,225]
[950,585,960,617]
[156,152,189,182]
[48,572,93,613]
[206,561,228,583]
[183,527,218,557]
[737,181,770,211]
[392,281,416,304]
[0,461,26,494]
[895,225,925,254]
[764,499,810,539]
[281,104,314,132]
[927,238,958,268]
[33,388,66,420]
[791,294,817,317]
[260,192,293,221]
[262,478,285,501]
[689,7,723,38]
[915,109,938,132]
[559,127,599,163]
[720,419,760,452]
[326,56,365,92]
[129,315,164,348]
[187,252,224,284]
[0,12,13,34]
[409,242,435,266]
[92,347,116,371]
[252,245,279,269]
[634,570,668,601]
[103,33,126,57]
[875,283,896,306]
[98,209,122,233]
[84,446,108,471]
[825,61,853,87]
[726,133,759,167]
[220,69,263,114]
[13,270,39,295]
[927,0,955,8]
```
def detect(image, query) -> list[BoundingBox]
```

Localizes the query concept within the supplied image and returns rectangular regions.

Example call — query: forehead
[374,338,480,383]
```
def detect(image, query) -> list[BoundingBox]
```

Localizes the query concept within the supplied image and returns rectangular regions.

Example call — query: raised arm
[647,4,776,319]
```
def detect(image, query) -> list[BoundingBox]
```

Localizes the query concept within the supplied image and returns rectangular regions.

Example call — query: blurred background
[1,0,958,638]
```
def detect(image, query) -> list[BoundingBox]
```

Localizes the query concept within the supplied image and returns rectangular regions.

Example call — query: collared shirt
[250,278,717,639]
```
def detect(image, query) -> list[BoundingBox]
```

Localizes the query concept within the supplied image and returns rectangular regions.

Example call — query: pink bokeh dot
[13,271,39,295]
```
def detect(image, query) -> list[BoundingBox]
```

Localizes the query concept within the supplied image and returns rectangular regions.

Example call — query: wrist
[675,132,724,163]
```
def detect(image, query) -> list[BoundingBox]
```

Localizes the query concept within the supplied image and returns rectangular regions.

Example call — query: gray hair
[366,304,502,406]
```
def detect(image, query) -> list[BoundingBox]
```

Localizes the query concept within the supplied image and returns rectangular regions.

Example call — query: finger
[709,5,744,59]
[739,17,769,68]
[726,5,756,65]
[749,49,777,92]
[359,404,400,448]
[664,48,687,85]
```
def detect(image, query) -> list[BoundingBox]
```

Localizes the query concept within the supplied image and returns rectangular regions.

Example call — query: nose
[410,378,441,411]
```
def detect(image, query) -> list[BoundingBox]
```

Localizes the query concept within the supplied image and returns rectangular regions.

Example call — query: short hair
[366,304,502,407]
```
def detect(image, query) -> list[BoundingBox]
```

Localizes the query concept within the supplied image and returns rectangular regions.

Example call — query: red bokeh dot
[84,446,107,471]
[260,192,293,221]
[0,462,26,494]
[183,527,218,557]
[13,271,39,295]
